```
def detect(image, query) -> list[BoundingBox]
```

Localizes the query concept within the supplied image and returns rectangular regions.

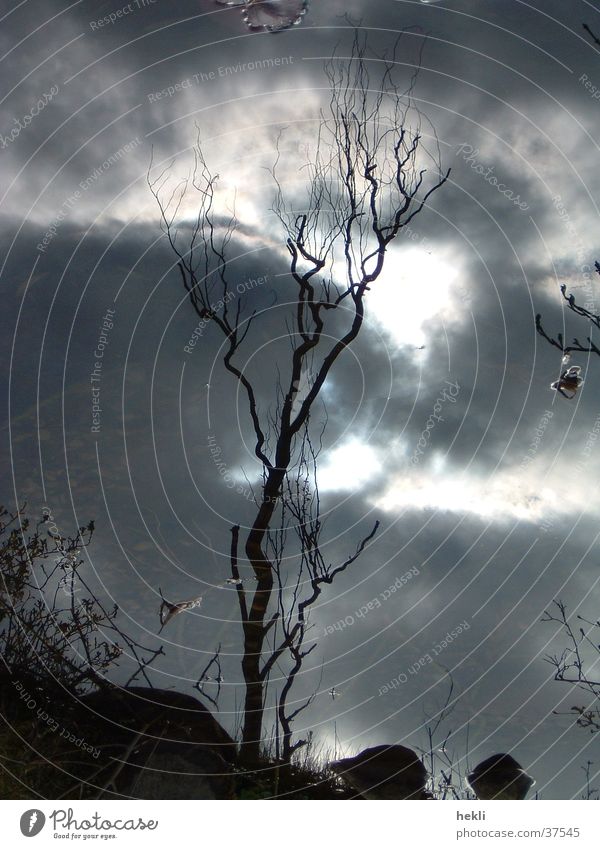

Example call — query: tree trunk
[238,467,285,764]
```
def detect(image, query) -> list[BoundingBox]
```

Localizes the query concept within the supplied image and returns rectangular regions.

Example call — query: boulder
[467,753,534,800]
[124,740,234,799]
[78,686,236,763]
[330,744,429,799]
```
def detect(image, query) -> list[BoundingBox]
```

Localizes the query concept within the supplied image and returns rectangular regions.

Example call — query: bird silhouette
[467,753,534,800]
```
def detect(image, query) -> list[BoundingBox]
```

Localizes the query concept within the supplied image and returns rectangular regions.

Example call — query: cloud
[3,0,600,798]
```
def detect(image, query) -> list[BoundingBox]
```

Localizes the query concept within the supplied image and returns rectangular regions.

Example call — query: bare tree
[536,265,600,803]
[542,600,600,734]
[535,272,600,363]
[583,23,600,48]
[150,31,449,765]
[419,672,470,800]
[536,277,600,792]
[0,503,162,692]
[0,503,166,797]
[267,427,379,763]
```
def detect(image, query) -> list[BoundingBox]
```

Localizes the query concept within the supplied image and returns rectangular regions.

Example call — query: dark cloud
[2,0,600,800]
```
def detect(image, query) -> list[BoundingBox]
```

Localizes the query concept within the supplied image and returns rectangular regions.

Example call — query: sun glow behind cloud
[319,439,383,492]
[317,439,580,524]
[374,463,593,525]
[317,434,596,525]
[365,245,462,347]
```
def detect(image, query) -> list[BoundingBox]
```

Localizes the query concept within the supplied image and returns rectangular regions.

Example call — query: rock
[0,671,238,798]
[330,744,429,799]
[124,741,234,799]
[78,686,236,763]
[467,754,534,800]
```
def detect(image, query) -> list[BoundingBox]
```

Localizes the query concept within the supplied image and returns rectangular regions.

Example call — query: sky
[2,0,600,800]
